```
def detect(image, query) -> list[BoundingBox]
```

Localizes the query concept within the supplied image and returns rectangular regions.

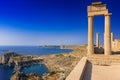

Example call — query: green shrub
[55,54,64,57]
[49,71,56,76]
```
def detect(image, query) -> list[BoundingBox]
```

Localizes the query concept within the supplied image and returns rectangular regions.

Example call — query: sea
[0,46,73,80]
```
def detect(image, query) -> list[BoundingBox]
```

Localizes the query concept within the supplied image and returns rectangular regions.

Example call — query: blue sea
[0,46,73,80]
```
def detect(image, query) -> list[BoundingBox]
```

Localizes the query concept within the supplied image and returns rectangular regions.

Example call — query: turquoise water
[21,64,49,76]
[0,46,73,80]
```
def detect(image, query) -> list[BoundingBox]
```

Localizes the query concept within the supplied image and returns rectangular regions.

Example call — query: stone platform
[66,55,120,80]
[83,62,120,80]
[84,55,120,80]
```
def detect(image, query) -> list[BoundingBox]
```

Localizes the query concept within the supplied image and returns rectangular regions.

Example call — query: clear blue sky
[0,0,120,45]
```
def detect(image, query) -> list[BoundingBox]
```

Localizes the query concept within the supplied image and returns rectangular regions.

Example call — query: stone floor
[83,62,120,80]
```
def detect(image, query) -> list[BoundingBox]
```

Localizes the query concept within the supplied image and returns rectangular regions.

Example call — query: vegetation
[41,45,87,80]
[55,54,64,57]
[9,45,87,80]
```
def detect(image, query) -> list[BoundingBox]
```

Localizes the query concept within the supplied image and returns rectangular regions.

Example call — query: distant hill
[40,45,60,49]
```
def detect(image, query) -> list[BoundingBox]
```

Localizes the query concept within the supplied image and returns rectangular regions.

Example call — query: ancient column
[111,32,114,50]
[111,32,114,42]
[104,14,111,55]
[88,16,94,55]
[96,33,99,47]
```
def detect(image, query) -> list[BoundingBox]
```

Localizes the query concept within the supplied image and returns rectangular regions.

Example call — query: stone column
[96,33,99,47]
[88,16,94,55]
[111,32,114,50]
[111,32,114,42]
[104,14,112,55]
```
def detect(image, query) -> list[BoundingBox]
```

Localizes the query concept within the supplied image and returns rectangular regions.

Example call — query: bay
[0,46,73,80]
[0,46,73,56]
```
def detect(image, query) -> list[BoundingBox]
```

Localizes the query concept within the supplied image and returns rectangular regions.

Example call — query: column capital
[88,15,94,17]
[104,13,112,16]
[96,33,99,35]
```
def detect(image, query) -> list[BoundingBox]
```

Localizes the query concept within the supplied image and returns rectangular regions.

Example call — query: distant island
[40,45,61,49]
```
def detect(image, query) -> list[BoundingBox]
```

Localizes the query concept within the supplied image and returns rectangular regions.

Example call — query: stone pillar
[104,14,111,55]
[96,33,99,47]
[88,16,94,55]
[111,32,114,42]
[111,32,114,50]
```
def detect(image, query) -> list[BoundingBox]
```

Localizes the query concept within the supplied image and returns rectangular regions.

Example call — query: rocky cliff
[0,52,44,71]
[0,51,19,66]
[10,72,43,80]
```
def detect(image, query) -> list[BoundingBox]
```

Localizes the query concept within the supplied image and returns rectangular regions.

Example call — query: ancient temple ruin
[87,2,112,55]
[66,2,120,80]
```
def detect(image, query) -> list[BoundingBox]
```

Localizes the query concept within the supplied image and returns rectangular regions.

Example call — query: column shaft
[111,32,114,42]
[88,16,94,55]
[96,33,99,47]
[111,32,114,50]
[104,14,111,55]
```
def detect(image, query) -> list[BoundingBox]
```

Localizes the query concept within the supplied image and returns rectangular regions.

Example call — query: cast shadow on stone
[112,51,120,55]
[82,61,92,80]
[94,47,104,54]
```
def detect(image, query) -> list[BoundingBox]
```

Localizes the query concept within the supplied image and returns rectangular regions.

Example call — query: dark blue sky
[0,0,120,45]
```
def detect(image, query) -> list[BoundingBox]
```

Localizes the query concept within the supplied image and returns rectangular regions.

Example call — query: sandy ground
[83,62,120,80]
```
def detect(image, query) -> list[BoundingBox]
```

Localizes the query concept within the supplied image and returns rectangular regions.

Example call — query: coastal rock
[41,46,87,79]
[0,51,44,74]
[13,56,43,72]
[8,57,16,67]
[0,51,19,65]
[10,72,43,80]
[0,57,2,63]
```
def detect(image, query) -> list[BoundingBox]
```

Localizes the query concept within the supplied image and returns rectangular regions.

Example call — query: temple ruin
[66,2,120,80]
[87,2,112,55]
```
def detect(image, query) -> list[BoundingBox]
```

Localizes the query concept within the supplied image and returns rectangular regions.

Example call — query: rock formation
[0,51,19,66]
[10,71,43,80]
[0,51,44,72]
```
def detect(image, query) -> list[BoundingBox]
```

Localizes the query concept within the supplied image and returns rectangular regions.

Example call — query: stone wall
[112,40,120,52]
[66,57,87,80]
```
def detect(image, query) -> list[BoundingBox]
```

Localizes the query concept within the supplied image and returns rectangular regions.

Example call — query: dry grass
[41,45,87,80]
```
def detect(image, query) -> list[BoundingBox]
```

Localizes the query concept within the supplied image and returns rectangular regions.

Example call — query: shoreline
[40,45,87,79]
[0,45,87,80]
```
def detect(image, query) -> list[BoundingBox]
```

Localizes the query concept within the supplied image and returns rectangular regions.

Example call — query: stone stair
[87,55,120,65]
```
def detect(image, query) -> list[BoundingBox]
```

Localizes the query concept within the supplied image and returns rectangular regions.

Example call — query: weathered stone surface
[88,16,94,55]
[112,40,120,52]
[66,57,87,80]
